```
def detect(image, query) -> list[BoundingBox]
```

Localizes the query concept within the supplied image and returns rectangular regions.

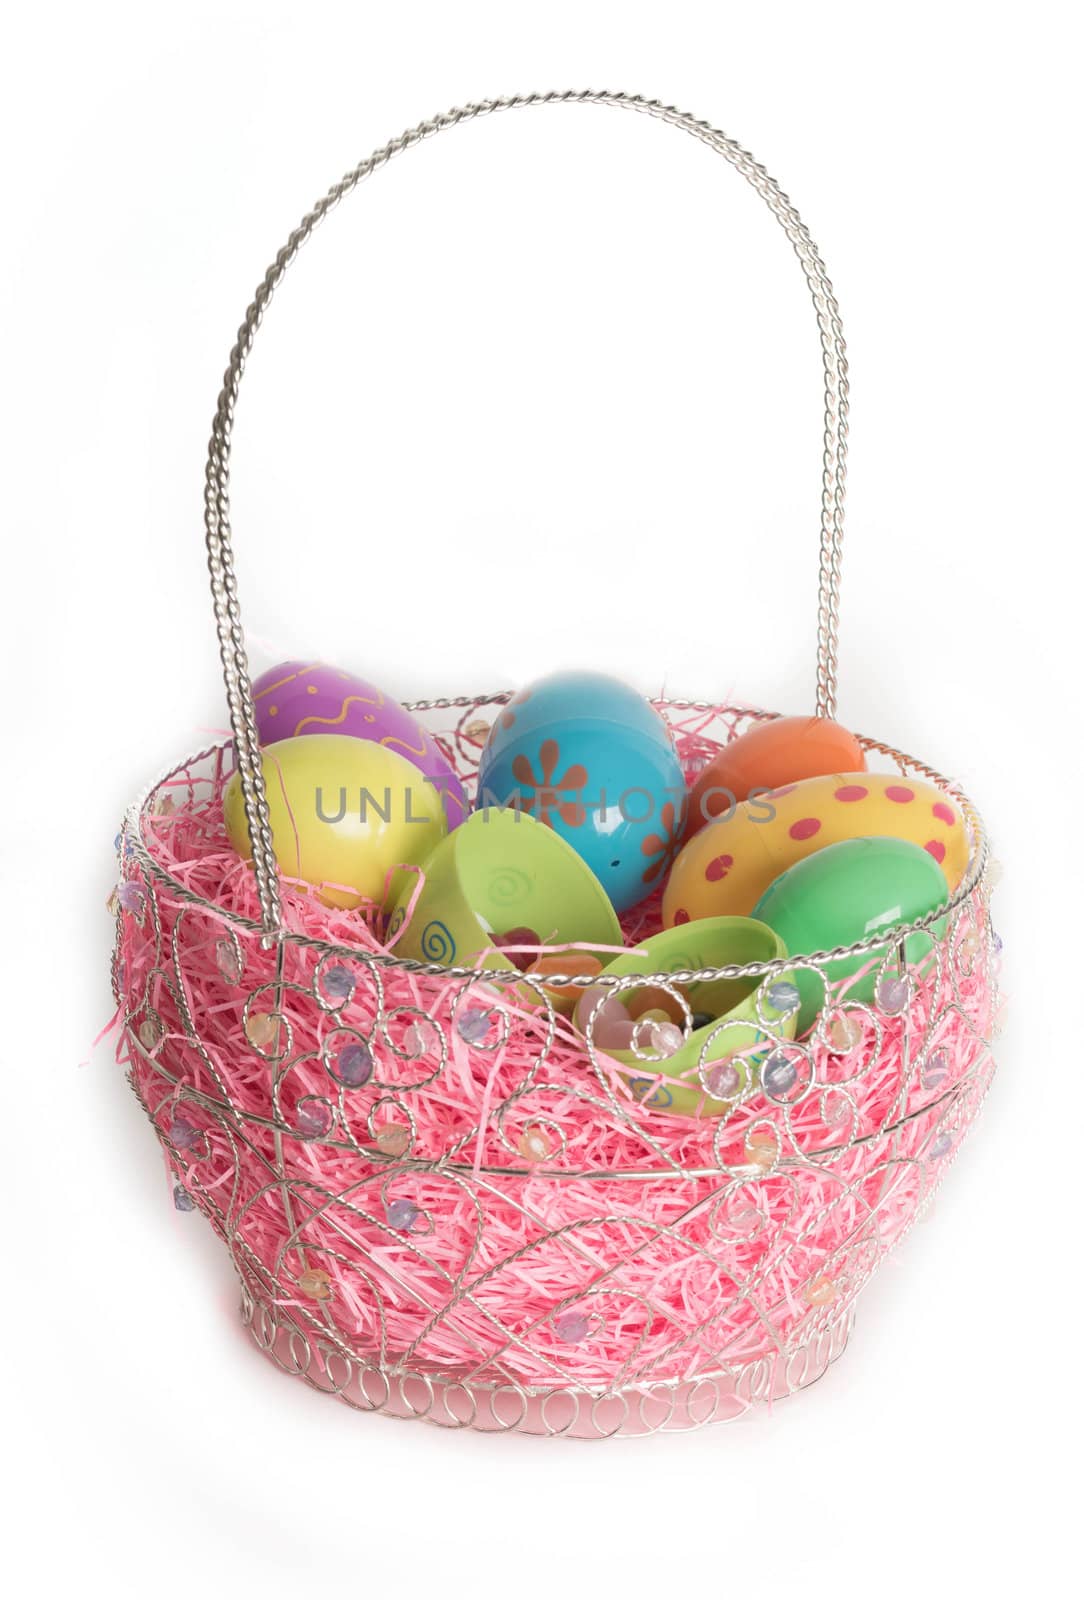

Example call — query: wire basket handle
[204,91,850,938]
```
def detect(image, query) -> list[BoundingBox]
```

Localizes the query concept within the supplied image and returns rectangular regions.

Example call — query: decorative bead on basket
[114,92,998,1439]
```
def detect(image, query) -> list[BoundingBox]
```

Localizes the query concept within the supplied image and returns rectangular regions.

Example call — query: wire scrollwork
[115,700,999,1439]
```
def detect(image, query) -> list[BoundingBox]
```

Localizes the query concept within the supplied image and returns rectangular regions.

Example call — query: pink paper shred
[113,709,999,1394]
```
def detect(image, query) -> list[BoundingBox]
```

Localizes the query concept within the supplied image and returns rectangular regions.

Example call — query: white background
[2,2,1081,1595]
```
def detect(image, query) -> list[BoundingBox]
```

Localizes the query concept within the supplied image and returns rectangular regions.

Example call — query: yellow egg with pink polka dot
[662,772,967,928]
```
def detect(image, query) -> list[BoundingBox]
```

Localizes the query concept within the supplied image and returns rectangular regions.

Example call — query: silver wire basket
[114,93,998,1439]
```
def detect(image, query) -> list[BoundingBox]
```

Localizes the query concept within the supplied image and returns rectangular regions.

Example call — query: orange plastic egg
[685,716,866,839]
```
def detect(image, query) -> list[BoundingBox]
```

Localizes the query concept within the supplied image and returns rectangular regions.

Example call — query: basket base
[240,1290,854,1438]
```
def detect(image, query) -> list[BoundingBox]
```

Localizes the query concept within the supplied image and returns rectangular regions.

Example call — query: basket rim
[119,699,990,988]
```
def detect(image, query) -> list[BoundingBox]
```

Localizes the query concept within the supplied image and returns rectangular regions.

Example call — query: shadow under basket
[114,701,998,1439]
[114,94,999,1437]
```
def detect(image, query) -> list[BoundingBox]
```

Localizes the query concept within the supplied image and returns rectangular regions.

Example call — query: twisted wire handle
[203,91,850,938]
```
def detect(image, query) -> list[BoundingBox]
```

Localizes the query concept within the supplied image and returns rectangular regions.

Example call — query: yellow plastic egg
[223,734,447,910]
[663,771,968,928]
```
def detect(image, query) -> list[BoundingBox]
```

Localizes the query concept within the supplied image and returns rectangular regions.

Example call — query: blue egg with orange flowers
[476,671,685,913]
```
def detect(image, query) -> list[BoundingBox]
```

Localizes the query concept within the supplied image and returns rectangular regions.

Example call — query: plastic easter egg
[663,771,967,928]
[751,836,950,1033]
[252,661,467,831]
[573,917,797,1116]
[684,716,866,838]
[482,671,672,769]
[224,734,447,910]
[386,807,621,973]
[477,671,684,914]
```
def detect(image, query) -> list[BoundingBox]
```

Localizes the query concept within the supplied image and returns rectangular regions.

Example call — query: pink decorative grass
[114,703,999,1412]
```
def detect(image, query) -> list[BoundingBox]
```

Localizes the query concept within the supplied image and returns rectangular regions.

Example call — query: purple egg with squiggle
[251,661,467,831]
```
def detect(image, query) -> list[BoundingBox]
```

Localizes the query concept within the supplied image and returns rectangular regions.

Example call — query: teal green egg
[751,836,950,1034]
